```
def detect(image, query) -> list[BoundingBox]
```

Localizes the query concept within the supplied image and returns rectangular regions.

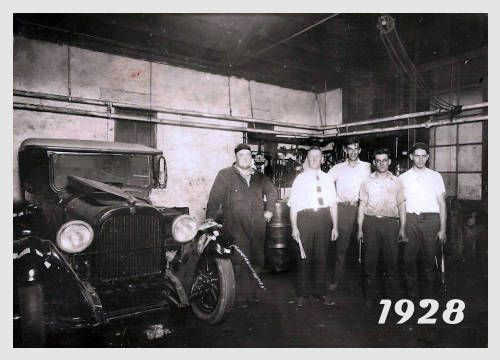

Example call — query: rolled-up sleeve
[396,178,405,205]
[287,176,301,213]
[435,173,446,197]
[359,181,368,204]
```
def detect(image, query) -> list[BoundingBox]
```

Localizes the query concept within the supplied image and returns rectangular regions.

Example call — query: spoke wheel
[190,257,235,324]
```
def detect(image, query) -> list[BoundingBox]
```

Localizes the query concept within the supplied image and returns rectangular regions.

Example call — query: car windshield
[51,152,152,190]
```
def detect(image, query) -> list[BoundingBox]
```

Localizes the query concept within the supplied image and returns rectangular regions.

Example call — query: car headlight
[172,215,198,243]
[56,220,94,253]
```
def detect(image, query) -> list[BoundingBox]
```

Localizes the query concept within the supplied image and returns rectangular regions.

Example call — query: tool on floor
[358,236,363,264]
[297,235,307,260]
[440,241,447,299]
[435,241,447,299]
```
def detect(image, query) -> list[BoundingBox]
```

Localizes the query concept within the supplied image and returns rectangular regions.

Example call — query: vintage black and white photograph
[11,11,488,348]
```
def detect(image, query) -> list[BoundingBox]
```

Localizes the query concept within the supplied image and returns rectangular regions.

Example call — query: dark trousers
[404,213,441,299]
[363,216,400,301]
[331,203,358,289]
[295,208,332,297]
[230,219,265,303]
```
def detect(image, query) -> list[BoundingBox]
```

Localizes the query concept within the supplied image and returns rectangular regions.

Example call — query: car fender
[14,236,105,329]
[176,232,232,295]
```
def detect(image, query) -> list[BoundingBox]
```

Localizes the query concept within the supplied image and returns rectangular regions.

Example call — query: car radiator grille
[94,213,163,281]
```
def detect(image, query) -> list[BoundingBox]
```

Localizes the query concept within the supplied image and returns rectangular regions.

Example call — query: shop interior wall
[13,36,342,220]
[340,48,487,200]
[425,53,487,202]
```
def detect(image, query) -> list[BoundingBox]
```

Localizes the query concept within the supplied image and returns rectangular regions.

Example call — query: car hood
[64,176,157,227]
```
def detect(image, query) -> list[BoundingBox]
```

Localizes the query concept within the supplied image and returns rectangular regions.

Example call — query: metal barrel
[265,200,292,272]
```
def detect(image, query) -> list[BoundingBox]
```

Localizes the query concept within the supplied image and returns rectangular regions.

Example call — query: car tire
[17,284,46,347]
[191,257,235,324]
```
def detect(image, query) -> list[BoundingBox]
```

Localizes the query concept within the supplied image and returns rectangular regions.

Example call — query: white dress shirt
[328,159,371,203]
[399,167,446,214]
[288,169,337,213]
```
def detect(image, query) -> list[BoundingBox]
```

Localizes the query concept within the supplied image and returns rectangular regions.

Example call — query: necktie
[316,174,324,207]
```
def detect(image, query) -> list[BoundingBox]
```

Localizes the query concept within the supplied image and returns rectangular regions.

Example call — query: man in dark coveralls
[206,143,278,308]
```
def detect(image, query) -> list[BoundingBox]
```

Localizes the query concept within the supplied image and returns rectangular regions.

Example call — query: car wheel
[17,284,46,347]
[190,257,235,324]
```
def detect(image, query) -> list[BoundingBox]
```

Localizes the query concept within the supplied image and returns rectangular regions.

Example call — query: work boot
[328,283,338,292]
[238,302,249,310]
[249,294,261,304]
[323,294,336,306]
[296,296,305,308]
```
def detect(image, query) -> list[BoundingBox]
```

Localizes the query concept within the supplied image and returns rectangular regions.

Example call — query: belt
[408,212,439,216]
[299,207,330,213]
[366,214,399,220]
[338,201,358,207]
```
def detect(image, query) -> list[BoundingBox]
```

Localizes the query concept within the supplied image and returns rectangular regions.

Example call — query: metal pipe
[13,89,488,139]
[13,89,320,131]
[13,102,312,137]
[112,102,321,130]
[14,89,104,106]
[279,112,487,140]
[13,101,487,139]
[323,102,488,130]
[15,89,488,133]
[333,115,488,137]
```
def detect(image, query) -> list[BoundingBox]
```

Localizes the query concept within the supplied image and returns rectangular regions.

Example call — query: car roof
[20,138,163,155]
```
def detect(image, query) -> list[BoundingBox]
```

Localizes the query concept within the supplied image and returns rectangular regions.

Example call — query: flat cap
[410,142,429,154]
[234,143,251,154]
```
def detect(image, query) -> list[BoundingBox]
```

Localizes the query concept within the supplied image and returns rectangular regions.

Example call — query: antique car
[13,138,235,346]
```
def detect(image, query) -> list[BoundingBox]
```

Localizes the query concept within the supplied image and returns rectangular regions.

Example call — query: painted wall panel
[318,88,342,126]
[458,145,482,172]
[228,76,252,118]
[435,125,457,146]
[151,63,229,115]
[434,145,456,172]
[70,47,151,105]
[458,122,482,144]
[458,173,482,200]
[250,81,320,126]
[13,37,68,96]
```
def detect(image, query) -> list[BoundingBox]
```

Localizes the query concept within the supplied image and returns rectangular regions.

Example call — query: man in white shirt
[399,142,447,299]
[327,137,371,303]
[288,147,338,307]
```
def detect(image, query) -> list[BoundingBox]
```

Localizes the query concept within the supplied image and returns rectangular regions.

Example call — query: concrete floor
[57,254,487,348]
